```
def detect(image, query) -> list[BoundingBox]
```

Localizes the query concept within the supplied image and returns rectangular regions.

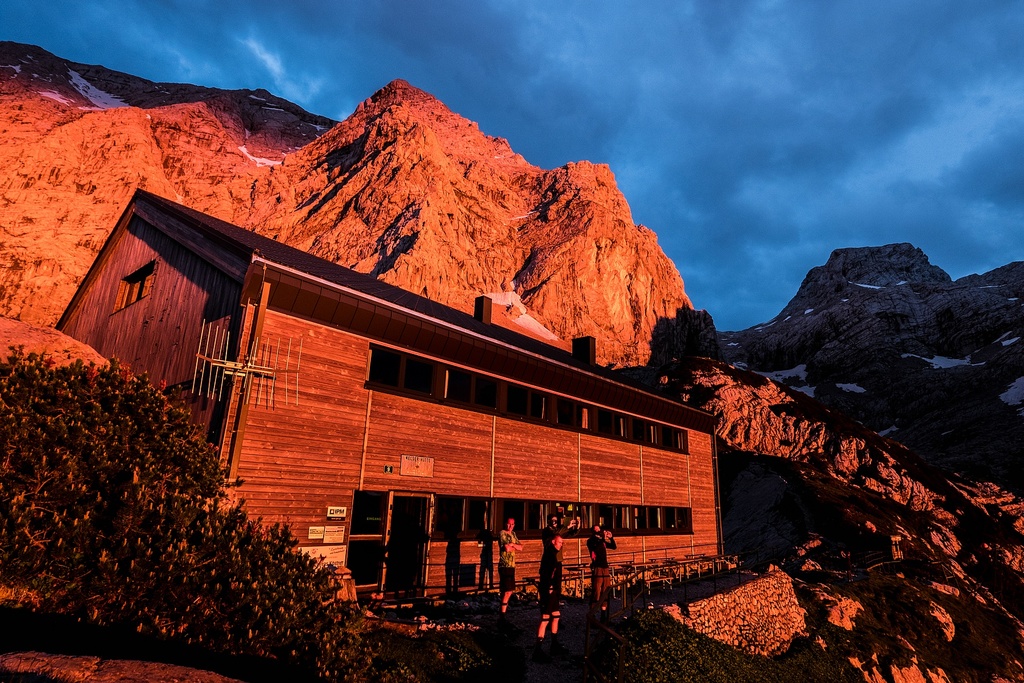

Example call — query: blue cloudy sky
[4,1,1023,330]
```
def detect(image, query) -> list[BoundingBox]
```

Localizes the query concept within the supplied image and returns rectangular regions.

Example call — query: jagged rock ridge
[719,243,1024,490]
[0,42,716,366]
[662,355,1024,681]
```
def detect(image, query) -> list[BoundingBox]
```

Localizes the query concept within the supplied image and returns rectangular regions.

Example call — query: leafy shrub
[597,609,860,683]
[0,352,369,680]
[363,627,524,683]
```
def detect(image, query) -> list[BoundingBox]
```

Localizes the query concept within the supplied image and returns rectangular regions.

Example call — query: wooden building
[58,190,722,596]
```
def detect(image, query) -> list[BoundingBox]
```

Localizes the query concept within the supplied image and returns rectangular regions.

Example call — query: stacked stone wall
[664,569,807,656]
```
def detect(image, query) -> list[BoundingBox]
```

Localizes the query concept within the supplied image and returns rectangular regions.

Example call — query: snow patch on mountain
[68,69,126,109]
[837,383,867,393]
[237,145,282,167]
[38,90,72,105]
[901,353,982,369]
[759,364,808,383]
[1001,378,1024,413]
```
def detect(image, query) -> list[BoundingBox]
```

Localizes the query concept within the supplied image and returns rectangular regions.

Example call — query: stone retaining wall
[664,569,807,656]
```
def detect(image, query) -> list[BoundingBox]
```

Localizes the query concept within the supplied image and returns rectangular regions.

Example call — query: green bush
[0,351,369,680]
[599,609,860,683]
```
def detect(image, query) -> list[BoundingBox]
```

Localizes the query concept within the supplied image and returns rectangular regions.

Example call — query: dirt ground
[0,575,749,683]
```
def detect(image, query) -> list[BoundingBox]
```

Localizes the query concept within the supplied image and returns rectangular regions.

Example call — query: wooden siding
[685,431,720,553]
[640,444,692,507]
[232,311,368,532]
[362,394,494,497]
[492,419,579,501]
[579,435,641,503]
[60,214,243,385]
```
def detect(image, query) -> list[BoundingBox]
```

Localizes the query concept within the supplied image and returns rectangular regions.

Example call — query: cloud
[4,0,1024,329]
[239,36,323,104]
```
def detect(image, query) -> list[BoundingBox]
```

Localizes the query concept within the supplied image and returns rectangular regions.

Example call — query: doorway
[383,493,430,595]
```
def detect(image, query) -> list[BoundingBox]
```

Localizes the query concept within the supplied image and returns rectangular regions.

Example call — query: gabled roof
[127,190,717,432]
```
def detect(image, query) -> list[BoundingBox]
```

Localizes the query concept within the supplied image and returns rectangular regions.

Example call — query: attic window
[114,261,157,312]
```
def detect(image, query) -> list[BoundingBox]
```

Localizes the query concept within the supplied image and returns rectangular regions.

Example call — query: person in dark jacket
[586,524,617,621]
[533,512,580,661]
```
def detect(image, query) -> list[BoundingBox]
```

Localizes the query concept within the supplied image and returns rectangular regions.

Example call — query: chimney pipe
[474,295,492,324]
[572,336,596,365]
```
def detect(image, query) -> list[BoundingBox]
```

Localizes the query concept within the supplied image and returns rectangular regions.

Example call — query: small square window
[474,377,498,409]
[507,384,529,415]
[114,261,156,312]
[403,358,435,394]
[368,349,401,386]
[446,369,473,402]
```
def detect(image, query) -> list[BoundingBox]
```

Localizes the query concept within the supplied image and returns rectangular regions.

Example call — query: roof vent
[474,295,492,325]
[572,336,596,365]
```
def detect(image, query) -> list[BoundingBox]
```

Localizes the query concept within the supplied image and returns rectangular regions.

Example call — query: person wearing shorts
[498,516,522,630]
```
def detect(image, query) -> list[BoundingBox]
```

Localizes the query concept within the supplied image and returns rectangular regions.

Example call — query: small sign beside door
[400,454,434,477]
[324,525,346,543]
[326,506,347,520]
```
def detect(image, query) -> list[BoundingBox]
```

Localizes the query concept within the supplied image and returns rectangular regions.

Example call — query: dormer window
[114,261,156,312]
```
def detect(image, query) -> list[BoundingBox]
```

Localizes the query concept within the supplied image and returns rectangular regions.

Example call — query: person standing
[498,517,523,630]
[533,511,580,661]
[587,524,617,621]
[534,534,566,662]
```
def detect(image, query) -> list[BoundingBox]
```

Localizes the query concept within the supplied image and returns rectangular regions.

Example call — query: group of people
[497,507,617,662]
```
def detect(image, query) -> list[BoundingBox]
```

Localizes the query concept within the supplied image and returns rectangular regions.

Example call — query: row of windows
[433,497,693,539]
[348,493,694,539]
[367,346,689,453]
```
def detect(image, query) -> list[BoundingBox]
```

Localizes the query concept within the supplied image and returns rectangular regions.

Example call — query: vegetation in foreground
[0,351,517,682]
[594,608,861,683]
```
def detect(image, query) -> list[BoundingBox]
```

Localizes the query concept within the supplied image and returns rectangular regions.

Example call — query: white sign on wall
[400,454,434,477]
[323,525,346,543]
[301,544,347,567]
[307,526,325,540]
[327,506,347,520]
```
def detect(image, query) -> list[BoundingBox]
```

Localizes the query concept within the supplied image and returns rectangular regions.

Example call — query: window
[114,261,156,311]
[634,506,661,530]
[507,384,529,415]
[467,499,490,532]
[664,507,692,533]
[368,349,401,387]
[475,377,498,409]
[434,496,465,538]
[350,491,385,535]
[576,405,590,430]
[403,358,434,394]
[527,501,548,531]
[660,426,690,453]
[631,418,647,442]
[501,499,525,532]
[446,368,472,403]
[530,393,547,420]
[597,409,614,435]
[598,504,630,531]
[556,398,576,426]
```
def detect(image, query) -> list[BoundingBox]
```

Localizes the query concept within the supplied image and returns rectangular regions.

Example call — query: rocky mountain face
[719,243,1024,491]
[661,356,1024,681]
[0,41,716,366]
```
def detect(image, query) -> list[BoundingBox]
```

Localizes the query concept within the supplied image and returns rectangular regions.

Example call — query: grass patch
[595,610,860,683]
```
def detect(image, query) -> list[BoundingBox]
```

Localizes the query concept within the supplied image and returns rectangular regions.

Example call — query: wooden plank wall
[60,215,242,384]
[59,214,243,429]
[234,311,368,529]
[230,311,721,591]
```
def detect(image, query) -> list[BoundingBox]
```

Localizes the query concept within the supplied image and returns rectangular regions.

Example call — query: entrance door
[383,492,431,596]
